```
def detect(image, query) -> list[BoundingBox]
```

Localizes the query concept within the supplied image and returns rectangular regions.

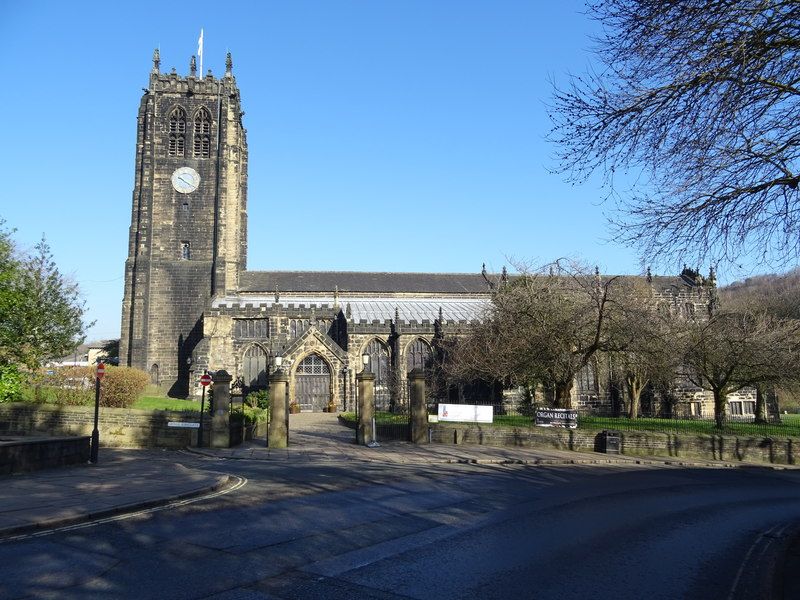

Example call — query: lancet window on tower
[193,107,212,158]
[167,108,186,157]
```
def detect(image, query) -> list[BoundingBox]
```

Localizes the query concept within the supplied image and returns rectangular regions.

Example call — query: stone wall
[0,404,209,449]
[0,436,90,474]
[430,423,798,465]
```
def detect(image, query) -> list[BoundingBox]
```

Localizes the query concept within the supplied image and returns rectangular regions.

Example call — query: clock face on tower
[171,167,201,194]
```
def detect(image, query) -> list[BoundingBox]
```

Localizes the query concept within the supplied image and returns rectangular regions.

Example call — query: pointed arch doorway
[295,354,331,412]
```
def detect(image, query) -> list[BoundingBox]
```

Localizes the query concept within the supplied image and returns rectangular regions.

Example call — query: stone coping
[0,435,91,446]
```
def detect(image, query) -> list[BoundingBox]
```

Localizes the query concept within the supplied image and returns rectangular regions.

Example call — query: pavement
[1,412,797,542]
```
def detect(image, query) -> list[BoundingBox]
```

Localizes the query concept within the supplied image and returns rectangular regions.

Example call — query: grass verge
[342,411,800,437]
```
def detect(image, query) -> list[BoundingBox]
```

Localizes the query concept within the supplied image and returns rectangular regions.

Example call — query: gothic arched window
[406,338,433,372]
[243,345,269,388]
[576,363,596,393]
[168,107,186,157]
[193,107,212,158]
[365,339,391,409]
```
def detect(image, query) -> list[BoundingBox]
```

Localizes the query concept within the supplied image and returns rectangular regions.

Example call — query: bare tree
[612,318,675,419]
[550,1,800,267]
[449,261,653,409]
[678,309,800,427]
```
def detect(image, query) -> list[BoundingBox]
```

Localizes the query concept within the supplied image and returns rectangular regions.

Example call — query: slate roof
[239,270,703,295]
[239,271,494,295]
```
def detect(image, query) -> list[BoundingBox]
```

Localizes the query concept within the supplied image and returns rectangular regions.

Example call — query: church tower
[120,50,248,396]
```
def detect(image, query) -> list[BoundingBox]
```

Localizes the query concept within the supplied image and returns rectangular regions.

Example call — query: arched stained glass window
[168,107,186,157]
[365,339,391,409]
[576,363,596,393]
[193,107,212,158]
[406,338,432,372]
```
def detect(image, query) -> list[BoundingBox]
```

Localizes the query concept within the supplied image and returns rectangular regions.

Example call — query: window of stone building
[168,108,186,157]
[365,339,391,409]
[150,364,159,385]
[406,338,432,372]
[289,319,313,339]
[576,363,596,392]
[729,400,756,416]
[235,319,268,338]
[181,202,189,214]
[193,107,212,158]
[685,303,697,317]
[181,241,191,260]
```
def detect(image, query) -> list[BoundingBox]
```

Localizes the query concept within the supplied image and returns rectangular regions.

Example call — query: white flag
[197,29,204,74]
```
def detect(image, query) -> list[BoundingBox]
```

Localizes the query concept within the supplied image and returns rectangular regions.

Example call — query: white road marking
[726,522,788,600]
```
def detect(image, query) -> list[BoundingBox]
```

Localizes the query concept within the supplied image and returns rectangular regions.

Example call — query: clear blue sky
[0,1,761,343]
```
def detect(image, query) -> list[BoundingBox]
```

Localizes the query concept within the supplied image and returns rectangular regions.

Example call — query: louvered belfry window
[193,107,212,158]
[168,108,186,157]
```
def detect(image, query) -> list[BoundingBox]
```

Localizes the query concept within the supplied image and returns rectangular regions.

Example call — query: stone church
[120,51,719,414]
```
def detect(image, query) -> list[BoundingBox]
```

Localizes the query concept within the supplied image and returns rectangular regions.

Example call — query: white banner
[437,403,493,424]
[168,421,200,429]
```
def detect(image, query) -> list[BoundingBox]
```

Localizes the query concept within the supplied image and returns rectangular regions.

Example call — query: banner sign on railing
[438,403,494,424]
[535,408,578,429]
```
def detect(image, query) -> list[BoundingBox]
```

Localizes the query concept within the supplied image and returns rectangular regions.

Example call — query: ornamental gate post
[268,369,289,448]
[210,370,232,448]
[356,371,376,445]
[408,368,428,444]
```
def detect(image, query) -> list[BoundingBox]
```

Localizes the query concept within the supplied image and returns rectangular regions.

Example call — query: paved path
[1,412,796,542]
[0,449,231,540]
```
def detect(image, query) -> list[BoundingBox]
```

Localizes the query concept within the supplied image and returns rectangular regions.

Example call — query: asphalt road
[2,455,799,599]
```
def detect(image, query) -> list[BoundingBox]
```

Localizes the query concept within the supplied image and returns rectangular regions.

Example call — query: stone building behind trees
[120,51,759,418]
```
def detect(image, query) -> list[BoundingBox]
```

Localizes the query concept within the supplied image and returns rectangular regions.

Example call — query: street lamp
[362,351,370,373]
[274,354,283,370]
[341,366,349,410]
[186,355,193,398]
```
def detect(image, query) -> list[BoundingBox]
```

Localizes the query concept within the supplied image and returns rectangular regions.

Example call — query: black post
[198,378,206,448]
[90,374,100,463]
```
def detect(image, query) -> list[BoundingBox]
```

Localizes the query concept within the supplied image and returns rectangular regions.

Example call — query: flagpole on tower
[198,28,204,76]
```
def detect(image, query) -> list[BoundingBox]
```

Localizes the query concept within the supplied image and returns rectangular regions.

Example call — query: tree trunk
[628,386,641,420]
[713,389,726,429]
[626,374,643,420]
[555,381,573,409]
[754,385,767,424]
